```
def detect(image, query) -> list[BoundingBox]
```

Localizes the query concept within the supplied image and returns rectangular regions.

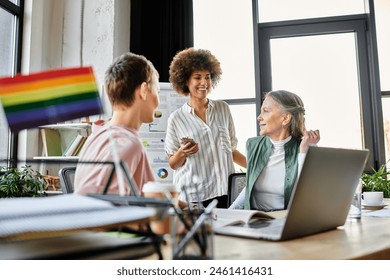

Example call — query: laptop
[214,146,369,241]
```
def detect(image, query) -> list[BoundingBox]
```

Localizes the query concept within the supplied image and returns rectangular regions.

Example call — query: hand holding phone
[180,137,197,148]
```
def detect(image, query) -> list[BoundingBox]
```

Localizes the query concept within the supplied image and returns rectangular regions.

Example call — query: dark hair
[265,90,306,139]
[104,52,158,107]
[169,48,222,96]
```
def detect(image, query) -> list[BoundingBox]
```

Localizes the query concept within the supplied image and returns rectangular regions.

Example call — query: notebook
[214,146,369,241]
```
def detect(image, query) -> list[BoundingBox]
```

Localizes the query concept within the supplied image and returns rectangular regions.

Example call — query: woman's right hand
[300,129,320,153]
[168,142,199,170]
[180,141,199,156]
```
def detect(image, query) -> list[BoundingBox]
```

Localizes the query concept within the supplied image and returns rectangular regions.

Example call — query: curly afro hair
[169,48,222,96]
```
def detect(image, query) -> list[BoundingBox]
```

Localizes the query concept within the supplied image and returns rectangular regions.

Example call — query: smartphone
[180,137,196,148]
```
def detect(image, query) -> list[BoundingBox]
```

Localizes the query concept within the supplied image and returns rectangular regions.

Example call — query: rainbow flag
[0,66,102,132]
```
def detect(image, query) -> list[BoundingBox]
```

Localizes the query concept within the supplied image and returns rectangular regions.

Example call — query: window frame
[252,0,385,171]
[0,0,24,167]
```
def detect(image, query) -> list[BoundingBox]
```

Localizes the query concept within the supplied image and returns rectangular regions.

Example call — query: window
[375,0,390,169]
[0,0,24,167]
[188,1,387,171]
[382,96,390,168]
[258,0,366,23]
[193,0,256,166]
[254,0,385,171]
[266,29,364,150]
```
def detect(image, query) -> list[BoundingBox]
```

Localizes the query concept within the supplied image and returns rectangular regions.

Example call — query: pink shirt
[74,121,155,195]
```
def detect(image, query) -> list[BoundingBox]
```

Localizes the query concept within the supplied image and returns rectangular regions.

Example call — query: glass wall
[229,103,257,155]
[0,1,23,166]
[0,7,14,165]
[193,0,257,168]
[192,0,388,169]
[376,0,390,90]
[0,8,15,77]
[376,0,390,168]
[270,33,362,149]
[193,0,255,100]
[258,0,366,23]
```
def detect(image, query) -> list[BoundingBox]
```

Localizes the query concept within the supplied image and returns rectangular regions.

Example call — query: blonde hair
[105,52,158,107]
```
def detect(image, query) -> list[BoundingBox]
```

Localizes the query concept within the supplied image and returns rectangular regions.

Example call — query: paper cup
[143,182,179,235]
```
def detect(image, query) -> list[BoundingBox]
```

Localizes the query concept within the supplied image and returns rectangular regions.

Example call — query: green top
[244,136,301,210]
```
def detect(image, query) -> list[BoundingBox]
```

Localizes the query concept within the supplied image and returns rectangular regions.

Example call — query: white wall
[20,0,130,166]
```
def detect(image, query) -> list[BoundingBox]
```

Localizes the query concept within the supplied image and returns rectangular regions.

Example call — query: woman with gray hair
[229,90,320,211]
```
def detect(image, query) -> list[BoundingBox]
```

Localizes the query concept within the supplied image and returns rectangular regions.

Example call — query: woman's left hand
[300,129,320,153]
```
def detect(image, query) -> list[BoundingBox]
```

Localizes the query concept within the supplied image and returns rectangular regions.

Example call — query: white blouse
[165,99,238,202]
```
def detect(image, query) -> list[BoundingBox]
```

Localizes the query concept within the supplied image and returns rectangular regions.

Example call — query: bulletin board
[139,83,188,184]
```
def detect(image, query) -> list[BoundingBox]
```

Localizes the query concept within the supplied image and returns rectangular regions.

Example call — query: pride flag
[0,66,102,132]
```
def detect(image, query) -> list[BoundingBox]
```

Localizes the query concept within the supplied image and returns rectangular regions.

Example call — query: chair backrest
[58,167,76,193]
[227,173,246,207]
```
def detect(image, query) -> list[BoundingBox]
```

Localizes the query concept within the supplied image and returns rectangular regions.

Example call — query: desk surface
[213,216,390,260]
[153,201,390,260]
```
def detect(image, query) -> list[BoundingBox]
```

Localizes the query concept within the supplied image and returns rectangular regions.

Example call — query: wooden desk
[152,202,390,260]
[212,216,390,260]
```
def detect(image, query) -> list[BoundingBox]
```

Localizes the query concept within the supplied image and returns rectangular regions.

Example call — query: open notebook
[214,146,369,241]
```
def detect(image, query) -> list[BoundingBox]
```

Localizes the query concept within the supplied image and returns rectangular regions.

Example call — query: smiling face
[257,96,291,141]
[186,70,211,99]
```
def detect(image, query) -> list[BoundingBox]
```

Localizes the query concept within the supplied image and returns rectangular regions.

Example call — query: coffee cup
[143,181,179,235]
[362,191,384,206]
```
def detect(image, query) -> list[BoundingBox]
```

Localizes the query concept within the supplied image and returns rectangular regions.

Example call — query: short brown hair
[169,48,222,96]
[104,52,158,107]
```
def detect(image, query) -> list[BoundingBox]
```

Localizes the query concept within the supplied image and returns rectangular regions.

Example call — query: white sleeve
[164,115,180,155]
[297,153,307,178]
[228,187,246,209]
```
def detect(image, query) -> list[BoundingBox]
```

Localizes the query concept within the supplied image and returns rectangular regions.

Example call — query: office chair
[58,166,76,193]
[227,173,246,207]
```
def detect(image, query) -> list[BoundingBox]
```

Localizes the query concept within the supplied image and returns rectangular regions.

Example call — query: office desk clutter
[0,194,167,260]
[142,181,180,235]
[86,182,217,260]
[0,56,174,259]
[170,199,217,260]
[0,194,156,240]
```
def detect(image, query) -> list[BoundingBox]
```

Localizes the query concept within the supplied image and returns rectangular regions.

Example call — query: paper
[362,208,390,217]
[0,194,156,239]
[213,208,276,228]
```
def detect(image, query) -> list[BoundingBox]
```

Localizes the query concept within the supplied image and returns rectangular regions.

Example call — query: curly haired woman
[165,48,246,208]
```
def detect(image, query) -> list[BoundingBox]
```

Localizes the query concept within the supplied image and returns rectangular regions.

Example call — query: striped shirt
[165,99,238,202]
[74,121,155,195]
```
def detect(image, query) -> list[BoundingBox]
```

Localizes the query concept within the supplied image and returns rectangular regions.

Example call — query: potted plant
[0,165,47,198]
[361,162,390,198]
